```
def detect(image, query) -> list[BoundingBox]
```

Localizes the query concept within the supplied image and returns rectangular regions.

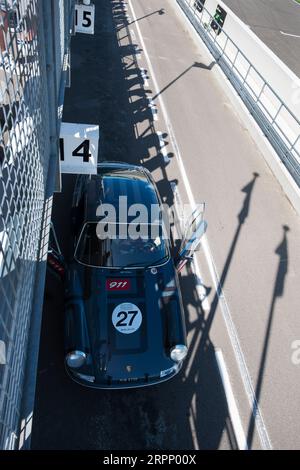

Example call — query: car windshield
[75,222,168,268]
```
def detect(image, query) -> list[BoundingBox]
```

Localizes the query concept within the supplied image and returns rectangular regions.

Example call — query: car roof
[85,162,161,221]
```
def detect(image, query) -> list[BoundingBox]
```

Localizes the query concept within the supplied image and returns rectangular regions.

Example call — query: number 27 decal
[116,311,138,327]
[112,303,142,334]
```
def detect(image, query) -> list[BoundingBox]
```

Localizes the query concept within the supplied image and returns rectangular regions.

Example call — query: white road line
[280,30,300,38]
[215,349,248,450]
[128,0,272,449]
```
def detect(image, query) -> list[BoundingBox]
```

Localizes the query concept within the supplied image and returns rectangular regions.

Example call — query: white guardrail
[177,0,300,188]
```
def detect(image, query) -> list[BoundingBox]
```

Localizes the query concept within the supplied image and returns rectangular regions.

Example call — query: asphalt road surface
[32,0,300,450]
[223,0,300,77]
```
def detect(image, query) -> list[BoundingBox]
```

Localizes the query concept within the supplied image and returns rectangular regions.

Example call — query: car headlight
[170,344,188,362]
[66,350,87,368]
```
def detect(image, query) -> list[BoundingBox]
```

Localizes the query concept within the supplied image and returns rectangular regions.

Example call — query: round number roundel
[112,303,142,335]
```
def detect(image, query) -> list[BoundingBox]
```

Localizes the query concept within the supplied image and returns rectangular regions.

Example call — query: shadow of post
[202,172,260,341]
[152,61,216,101]
[125,8,165,28]
[247,224,290,448]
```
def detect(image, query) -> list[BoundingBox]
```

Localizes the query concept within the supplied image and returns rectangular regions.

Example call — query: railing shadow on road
[246,224,290,449]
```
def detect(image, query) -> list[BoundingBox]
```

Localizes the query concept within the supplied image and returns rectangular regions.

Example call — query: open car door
[175,206,207,272]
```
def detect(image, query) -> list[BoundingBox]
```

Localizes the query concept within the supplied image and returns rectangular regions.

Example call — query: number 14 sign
[59,122,99,175]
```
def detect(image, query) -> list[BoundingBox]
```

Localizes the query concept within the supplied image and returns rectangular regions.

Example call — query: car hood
[65,260,186,386]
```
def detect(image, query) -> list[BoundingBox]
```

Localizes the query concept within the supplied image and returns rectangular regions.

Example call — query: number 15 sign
[59,122,99,175]
[75,3,95,35]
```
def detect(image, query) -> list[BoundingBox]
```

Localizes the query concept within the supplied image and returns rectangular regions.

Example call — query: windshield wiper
[120,254,170,270]
[144,254,170,269]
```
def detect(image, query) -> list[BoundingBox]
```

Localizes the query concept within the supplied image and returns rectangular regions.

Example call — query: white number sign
[75,3,95,35]
[59,122,99,175]
[112,303,142,335]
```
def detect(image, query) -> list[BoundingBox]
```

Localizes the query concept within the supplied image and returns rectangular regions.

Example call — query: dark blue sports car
[48,162,206,388]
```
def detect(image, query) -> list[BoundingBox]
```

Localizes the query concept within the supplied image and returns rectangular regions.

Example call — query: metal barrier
[0,0,74,449]
[177,0,300,187]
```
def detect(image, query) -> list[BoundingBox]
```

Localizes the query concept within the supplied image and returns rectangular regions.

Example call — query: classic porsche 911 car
[48,162,207,388]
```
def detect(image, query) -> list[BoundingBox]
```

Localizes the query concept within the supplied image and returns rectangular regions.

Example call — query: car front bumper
[65,362,183,389]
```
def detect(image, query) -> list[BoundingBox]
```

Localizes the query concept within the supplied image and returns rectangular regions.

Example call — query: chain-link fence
[0,0,74,449]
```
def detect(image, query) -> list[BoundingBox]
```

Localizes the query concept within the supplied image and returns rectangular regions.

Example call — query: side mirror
[175,219,207,272]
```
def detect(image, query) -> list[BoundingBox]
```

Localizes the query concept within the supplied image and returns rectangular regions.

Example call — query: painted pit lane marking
[215,349,248,450]
[280,30,300,38]
[128,0,272,449]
